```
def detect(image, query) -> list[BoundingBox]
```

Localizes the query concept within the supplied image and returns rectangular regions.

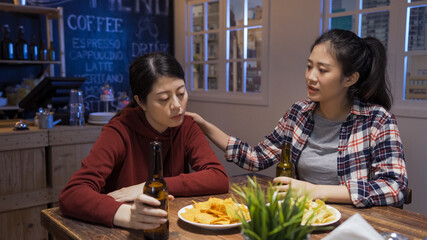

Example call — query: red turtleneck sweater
[59,106,229,227]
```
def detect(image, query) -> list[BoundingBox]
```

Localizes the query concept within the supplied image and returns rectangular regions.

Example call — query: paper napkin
[322,213,383,240]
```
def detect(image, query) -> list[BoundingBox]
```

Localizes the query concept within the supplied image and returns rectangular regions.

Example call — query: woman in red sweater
[59,52,229,230]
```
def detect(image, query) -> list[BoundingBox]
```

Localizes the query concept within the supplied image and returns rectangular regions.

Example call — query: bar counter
[0,122,102,239]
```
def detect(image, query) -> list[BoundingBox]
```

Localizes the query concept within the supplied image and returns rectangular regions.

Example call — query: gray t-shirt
[297,113,342,185]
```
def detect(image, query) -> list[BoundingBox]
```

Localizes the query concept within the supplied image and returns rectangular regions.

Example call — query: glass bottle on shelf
[15,26,28,60]
[1,24,14,60]
[276,142,295,178]
[39,41,48,61]
[143,141,169,240]
[48,41,55,61]
[29,35,38,60]
[100,83,114,112]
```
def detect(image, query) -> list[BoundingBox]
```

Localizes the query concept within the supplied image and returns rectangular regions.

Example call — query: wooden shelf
[0,106,20,111]
[0,3,65,76]
[0,3,60,17]
[0,59,61,65]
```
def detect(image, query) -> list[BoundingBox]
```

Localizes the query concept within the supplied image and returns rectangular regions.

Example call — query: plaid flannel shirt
[226,99,408,207]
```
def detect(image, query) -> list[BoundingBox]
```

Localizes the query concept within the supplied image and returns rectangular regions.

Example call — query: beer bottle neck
[152,150,163,178]
[150,141,163,178]
[281,143,291,163]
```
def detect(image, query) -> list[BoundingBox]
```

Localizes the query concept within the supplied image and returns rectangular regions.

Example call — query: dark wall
[0,0,173,112]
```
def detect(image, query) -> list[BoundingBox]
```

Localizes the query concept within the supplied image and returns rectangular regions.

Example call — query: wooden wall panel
[0,148,46,195]
[49,143,95,190]
[22,205,49,240]
[0,205,48,240]
[0,127,48,151]
[0,124,101,239]
[48,125,102,146]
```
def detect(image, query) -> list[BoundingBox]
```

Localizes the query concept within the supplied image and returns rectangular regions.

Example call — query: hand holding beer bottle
[276,142,295,178]
[143,141,169,240]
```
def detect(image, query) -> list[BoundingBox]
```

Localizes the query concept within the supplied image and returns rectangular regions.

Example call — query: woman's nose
[170,96,181,109]
[306,69,317,82]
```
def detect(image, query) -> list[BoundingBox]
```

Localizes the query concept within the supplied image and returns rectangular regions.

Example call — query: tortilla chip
[302,199,337,225]
[181,197,250,225]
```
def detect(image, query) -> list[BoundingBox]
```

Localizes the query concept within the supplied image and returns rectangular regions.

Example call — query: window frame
[185,0,270,106]
[322,0,427,118]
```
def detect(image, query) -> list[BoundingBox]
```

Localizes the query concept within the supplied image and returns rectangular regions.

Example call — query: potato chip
[194,213,217,224]
[181,197,250,225]
[302,199,337,225]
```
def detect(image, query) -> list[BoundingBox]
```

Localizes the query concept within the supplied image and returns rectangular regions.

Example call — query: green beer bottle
[276,142,295,178]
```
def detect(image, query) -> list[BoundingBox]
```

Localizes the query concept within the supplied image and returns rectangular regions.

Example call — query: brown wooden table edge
[41,208,81,240]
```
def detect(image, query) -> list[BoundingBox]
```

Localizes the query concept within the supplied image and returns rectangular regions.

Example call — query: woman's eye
[319,68,327,73]
[306,65,312,70]
[160,98,169,102]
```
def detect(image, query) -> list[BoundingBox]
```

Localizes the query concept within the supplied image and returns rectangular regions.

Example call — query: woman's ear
[345,72,359,87]
[134,95,146,111]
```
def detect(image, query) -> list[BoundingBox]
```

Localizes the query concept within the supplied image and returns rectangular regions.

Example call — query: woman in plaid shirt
[186,29,408,207]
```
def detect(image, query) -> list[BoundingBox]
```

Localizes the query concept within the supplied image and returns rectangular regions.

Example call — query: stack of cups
[69,89,85,126]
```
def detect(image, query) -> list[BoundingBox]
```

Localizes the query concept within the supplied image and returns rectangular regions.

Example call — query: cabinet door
[0,148,46,194]
[0,205,48,240]
[48,143,94,191]
[0,148,49,240]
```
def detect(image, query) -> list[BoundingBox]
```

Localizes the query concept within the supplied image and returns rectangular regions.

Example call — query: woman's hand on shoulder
[108,183,145,203]
[185,111,206,126]
[185,111,229,151]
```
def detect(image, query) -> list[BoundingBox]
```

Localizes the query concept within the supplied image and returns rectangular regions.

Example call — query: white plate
[89,112,115,121]
[89,112,116,117]
[178,204,244,230]
[88,119,109,125]
[267,201,341,227]
[309,205,341,226]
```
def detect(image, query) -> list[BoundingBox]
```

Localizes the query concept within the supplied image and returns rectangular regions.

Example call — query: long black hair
[113,52,185,117]
[130,52,185,104]
[311,29,392,110]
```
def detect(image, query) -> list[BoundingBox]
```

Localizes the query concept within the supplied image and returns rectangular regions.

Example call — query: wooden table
[41,173,427,240]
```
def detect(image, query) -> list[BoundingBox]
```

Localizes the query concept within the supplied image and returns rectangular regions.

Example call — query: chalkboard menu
[2,0,172,112]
